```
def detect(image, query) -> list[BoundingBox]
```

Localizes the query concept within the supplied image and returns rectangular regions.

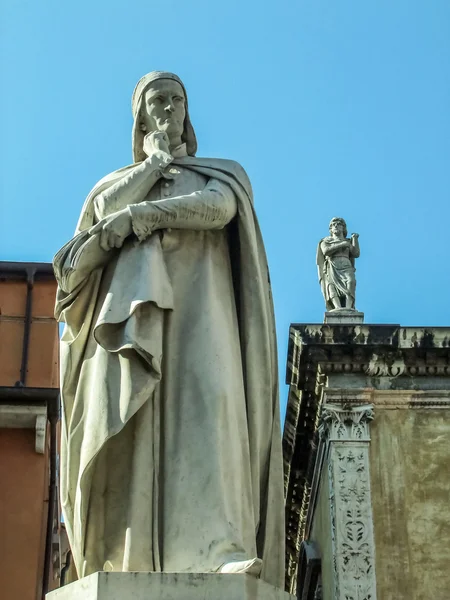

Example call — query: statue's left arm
[350,233,360,258]
[128,177,237,241]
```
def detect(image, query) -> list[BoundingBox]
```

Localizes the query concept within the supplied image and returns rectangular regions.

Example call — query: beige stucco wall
[370,406,450,600]
[310,464,333,600]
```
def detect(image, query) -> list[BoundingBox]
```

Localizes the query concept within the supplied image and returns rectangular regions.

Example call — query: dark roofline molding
[0,261,55,281]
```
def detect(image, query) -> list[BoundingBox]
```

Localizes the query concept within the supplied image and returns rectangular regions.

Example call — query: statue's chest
[331,255,352,268]
[146,167,208,202]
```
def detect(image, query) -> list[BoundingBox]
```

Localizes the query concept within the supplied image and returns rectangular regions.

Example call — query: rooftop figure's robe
[53,149,284,587]
[317,236,358,310]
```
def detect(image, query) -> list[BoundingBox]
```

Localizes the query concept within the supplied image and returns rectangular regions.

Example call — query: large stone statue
[53,71,284,587]
[317,217,360,311]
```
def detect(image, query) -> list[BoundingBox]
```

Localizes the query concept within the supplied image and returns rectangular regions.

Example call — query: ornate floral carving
[366,351,405,377]
[323,405,377,600]
[321,404,374,442]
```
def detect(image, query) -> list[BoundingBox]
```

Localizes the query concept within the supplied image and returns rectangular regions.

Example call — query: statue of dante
[316,217,360,310]
[53,71,284,587]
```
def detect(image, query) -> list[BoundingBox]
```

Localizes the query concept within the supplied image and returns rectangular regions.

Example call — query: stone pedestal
[324,309,364,324]
[47,572,295,600]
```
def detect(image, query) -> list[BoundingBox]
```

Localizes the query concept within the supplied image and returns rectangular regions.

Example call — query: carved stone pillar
[320,404,377,600]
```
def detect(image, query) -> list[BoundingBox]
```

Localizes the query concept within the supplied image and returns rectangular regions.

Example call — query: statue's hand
[98,209,133,251]
[143,131,171,158]
[351,233,359,239]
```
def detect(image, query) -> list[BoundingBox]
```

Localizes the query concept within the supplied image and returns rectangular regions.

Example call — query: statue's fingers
[108,232,120,250]
[99,228,110,252]
[114,235,124,248]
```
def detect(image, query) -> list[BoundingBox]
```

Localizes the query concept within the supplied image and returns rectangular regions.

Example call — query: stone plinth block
[324,309,364,324]
[47,572,295,600]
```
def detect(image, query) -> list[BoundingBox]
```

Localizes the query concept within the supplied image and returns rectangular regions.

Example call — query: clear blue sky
[1,1,449,419]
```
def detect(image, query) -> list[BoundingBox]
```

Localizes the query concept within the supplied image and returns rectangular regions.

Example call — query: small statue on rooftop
[317,217,360,311]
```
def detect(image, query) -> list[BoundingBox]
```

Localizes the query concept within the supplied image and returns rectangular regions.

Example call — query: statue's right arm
[127,178,237,240]
[55,153,174,294]
[93,152,173,220]
[54,226,116,294]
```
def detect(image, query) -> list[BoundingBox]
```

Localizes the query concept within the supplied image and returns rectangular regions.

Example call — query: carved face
[141,79,186,144]
[330,219,346,238]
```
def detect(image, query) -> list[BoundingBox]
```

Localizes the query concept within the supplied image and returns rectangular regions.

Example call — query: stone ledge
[324,388,450,409]
[288,324,450,349]
[47,572,294,600]
[0,403,47,453]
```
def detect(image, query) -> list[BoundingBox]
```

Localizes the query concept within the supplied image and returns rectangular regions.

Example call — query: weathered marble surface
[53,71,284,586]
[317,217,360,312]
[47,573,295,600]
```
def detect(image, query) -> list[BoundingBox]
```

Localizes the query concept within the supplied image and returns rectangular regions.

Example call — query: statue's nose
[165,102,175,113]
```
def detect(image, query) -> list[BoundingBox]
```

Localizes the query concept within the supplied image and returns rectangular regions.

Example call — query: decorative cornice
[286,324,450,388]
[323,389,450,410]
[320,359,450,377]
[288,324,450,351]
[366,351,405,377]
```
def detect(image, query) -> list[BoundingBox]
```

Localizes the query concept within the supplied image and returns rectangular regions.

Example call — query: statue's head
[329,217,347,238]
[132,71,197,162]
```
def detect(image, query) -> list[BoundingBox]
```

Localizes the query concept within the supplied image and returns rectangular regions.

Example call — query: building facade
[283,322,450,599]
[4,260,450,600]
[0,262,61,599]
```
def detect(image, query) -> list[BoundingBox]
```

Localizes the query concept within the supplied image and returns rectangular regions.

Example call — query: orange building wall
[0,428,49,600]
[0,279,59,388]
[0,268,60,599]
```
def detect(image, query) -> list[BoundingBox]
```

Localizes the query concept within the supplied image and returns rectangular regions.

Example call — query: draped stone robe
[53,148,284,587]
[317,236,358,310]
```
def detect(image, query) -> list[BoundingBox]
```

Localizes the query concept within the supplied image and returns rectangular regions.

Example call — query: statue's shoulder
[190,156,251,193]
[207,157,244,172]
[190,156,247,175]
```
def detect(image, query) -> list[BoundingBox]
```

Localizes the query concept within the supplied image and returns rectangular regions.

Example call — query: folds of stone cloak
[54,233,175,575]
[326,259,354,299]
[94,234,174,380]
